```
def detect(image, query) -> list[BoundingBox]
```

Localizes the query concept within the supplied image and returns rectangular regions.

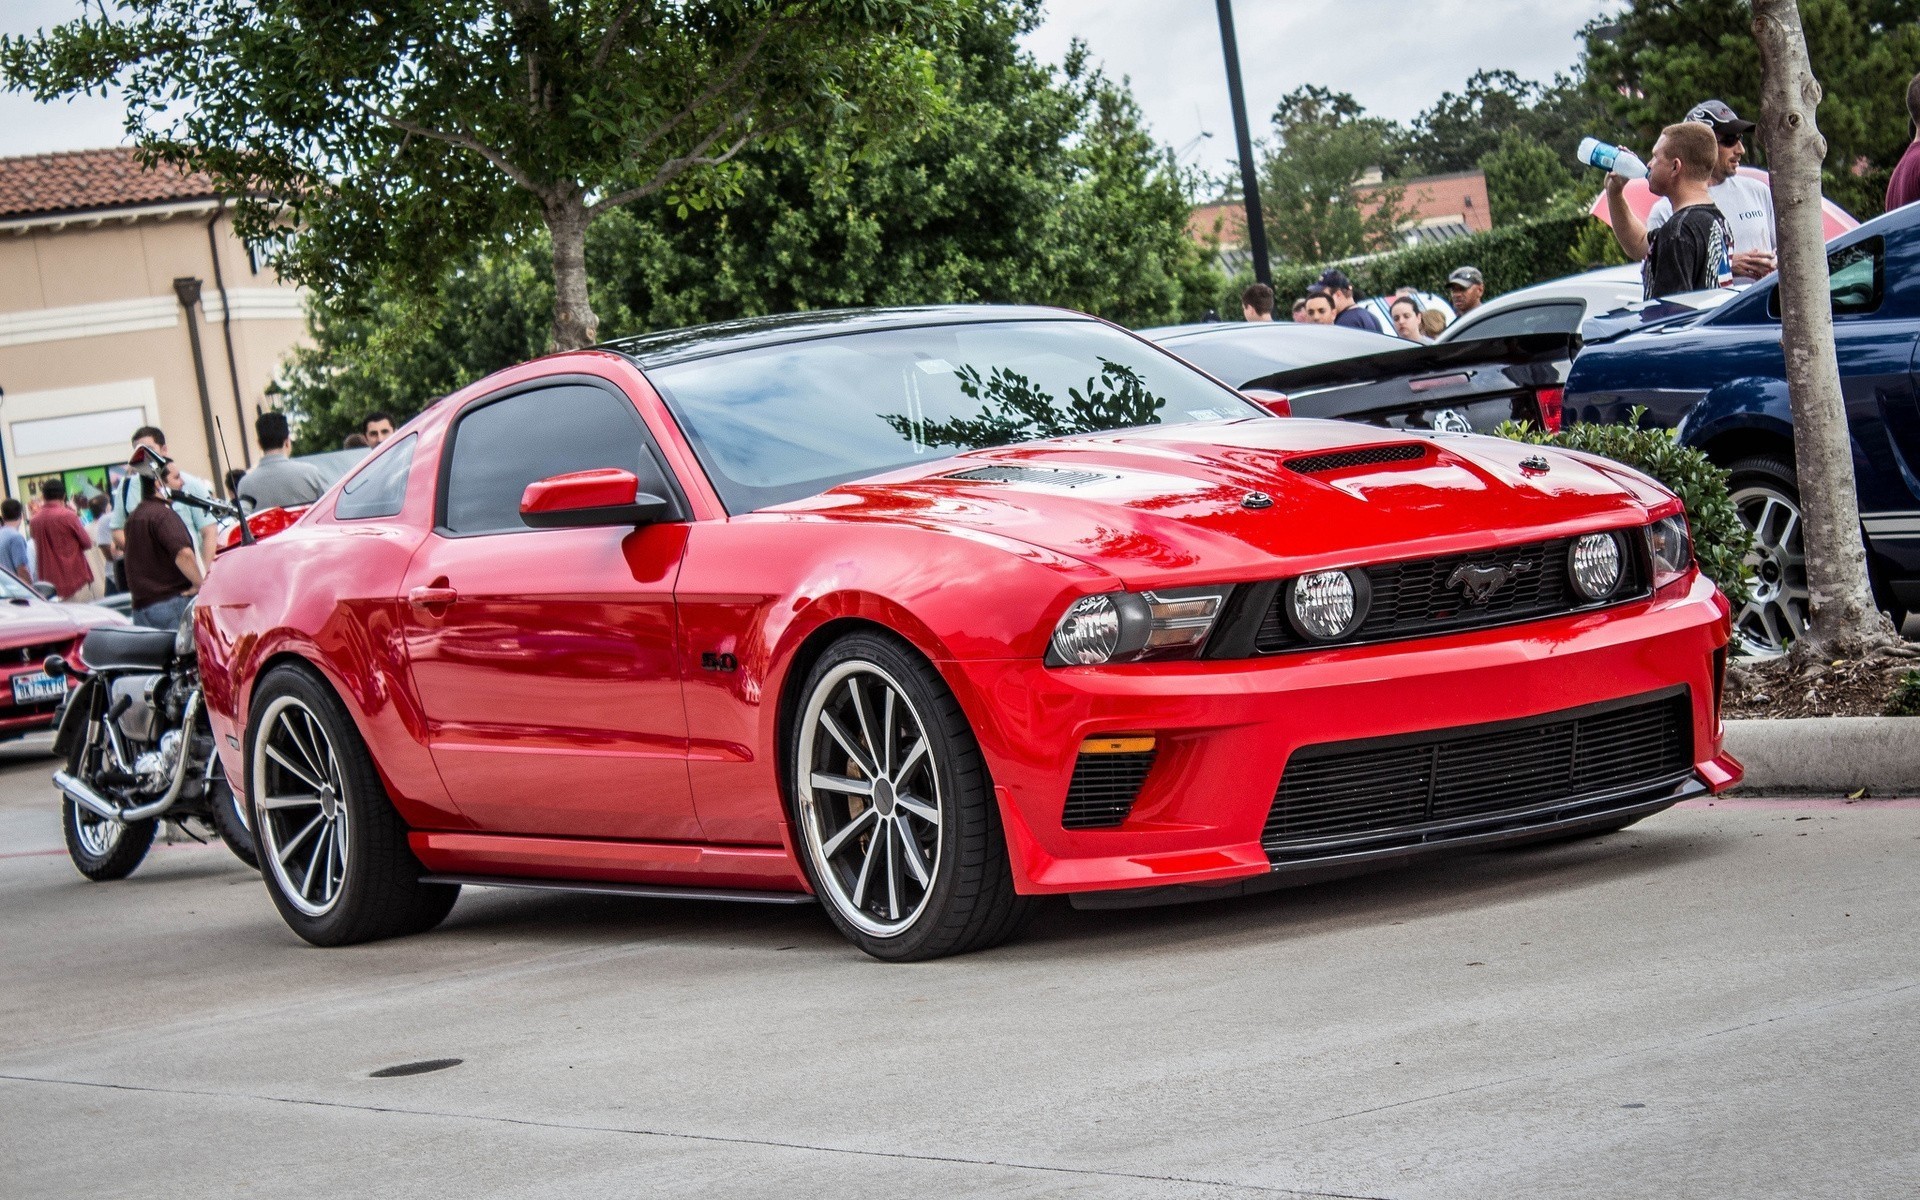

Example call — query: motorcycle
[45,446,258,879]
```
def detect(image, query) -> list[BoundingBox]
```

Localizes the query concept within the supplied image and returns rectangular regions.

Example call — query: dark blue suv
[1565,203,1920,652]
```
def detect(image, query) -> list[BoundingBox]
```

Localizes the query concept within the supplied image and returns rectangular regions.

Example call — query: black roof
[599,304,1083,368]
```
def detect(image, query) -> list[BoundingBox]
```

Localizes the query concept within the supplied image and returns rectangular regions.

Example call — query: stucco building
[0,148,306,502]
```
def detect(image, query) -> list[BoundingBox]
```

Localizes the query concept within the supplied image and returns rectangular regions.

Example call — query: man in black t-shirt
[1617,122,1732,299]
[125,472,203,630]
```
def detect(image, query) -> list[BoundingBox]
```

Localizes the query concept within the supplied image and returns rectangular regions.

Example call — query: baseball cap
[1446,266,1483,289]
[1315,268,1352,292]
[1687,99,1757,138]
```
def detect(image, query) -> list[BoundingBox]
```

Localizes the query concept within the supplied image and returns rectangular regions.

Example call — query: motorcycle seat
[81,626,177,671]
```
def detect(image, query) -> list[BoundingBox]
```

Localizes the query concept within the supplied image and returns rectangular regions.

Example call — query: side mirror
[520,468,670,529]
[32,581,57,600]
[1242,388,1292,417]
[129,444,170,479]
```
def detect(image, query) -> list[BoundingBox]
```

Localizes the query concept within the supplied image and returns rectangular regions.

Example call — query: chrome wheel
[253,695,349,917]
[1732,482,1808,656]
[70,803,122,858]
[796,660,943,939]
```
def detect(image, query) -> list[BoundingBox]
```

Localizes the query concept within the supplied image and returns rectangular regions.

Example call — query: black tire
[246,664,458,946]
[206,758,259,870]
[788,631,1029,961]
[62,799,155,881]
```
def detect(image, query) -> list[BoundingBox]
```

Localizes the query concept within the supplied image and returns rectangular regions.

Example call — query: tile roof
[0,147,218,221]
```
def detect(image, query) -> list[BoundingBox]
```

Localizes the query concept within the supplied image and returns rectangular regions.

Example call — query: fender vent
[1286,443,1427,474]
[1061,749,1156,829]
[945,465,1108,487]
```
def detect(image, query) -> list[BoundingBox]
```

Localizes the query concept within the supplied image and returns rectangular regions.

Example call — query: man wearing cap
[1445,266,1485,316]
[1314,269,1387,334]
[1608,100,1776,282]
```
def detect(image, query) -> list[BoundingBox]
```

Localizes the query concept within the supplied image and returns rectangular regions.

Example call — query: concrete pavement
[2,733,1915,1199]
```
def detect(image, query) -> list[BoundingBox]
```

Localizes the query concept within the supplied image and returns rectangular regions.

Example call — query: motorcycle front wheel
[62,798,155,881]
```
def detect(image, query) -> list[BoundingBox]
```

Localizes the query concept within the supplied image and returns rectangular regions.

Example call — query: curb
[1723,717,1920,794]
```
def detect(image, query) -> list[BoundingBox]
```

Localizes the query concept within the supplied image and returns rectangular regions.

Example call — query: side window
[441,383,672,535]
[1767,236,1884,318]
[334,434,417,520]
[1448,302,1584,342]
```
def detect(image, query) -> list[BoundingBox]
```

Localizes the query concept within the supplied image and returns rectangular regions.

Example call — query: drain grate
[369,1057,463,1078]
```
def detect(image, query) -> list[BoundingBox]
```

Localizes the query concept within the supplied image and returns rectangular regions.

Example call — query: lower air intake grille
[1286,443,1427,474]
[1062,750,1156,829]
[1263,690,1692,857]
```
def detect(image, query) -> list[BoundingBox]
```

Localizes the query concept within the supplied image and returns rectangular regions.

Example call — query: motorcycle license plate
[12,671,65,705]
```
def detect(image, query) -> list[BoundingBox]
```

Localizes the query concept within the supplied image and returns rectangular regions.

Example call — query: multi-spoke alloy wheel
[790,633,1028,961]
[255,695,351,917]
[798,660,944,937]
[1728,457,1809,657]
[247,666,458,946]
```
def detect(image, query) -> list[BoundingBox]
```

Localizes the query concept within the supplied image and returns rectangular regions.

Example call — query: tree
[1751,0,1896,658]
[1402,68,1611,178]
[1584,0,1920,219]
[1258,86,1410,262]
[279,2,1221,448]
[2,0,956,351]
[1479,131,1580,227]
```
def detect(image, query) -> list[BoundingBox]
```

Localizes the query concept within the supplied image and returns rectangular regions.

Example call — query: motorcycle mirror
[129,444,171,480]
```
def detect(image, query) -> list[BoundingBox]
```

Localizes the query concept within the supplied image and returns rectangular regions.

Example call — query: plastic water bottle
[1577,137,1647,179]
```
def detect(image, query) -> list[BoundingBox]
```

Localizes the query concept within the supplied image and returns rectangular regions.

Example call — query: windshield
[0,568,36,602]
[647,319,1261,511]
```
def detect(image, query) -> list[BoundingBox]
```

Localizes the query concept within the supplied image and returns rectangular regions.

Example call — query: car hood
[780,419,1673,588]
[0,597,112,646]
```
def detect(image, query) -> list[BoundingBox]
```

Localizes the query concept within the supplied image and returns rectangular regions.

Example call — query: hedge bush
[1497,413,1754,606]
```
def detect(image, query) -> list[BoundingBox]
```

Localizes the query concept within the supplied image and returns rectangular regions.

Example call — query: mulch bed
[1725,653,1920,719]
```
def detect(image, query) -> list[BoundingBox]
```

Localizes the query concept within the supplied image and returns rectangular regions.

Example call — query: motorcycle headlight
[1047,587,1229,666]
[1569,532,1624,601]
[1647,515,1693,589]
[174,598,198,659]
[1285,569,1371,641]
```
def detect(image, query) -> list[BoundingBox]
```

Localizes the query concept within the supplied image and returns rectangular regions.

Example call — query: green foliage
[1497,411,1755,604]
[1480,131,1582,227]
[1257,86,1412,262]
[1,0,959,347]
[1401,68,1612,178]
[1581,0,1920,219]
[1889,671,1920,717]
[1568,214,1632,271]
[279,3,1223,449]
[1235,210,1604,318]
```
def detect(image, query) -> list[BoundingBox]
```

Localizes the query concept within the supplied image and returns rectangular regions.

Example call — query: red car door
[398,376,700,841]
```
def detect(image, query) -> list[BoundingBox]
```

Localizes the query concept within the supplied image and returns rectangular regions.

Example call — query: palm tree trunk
[546,189,598,351]
[1752,0,1888,655]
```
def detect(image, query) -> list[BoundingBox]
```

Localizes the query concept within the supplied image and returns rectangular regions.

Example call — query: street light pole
[1215,0,1271,286]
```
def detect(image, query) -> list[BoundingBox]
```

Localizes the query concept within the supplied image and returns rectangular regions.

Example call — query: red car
[198,307,1742,960]
[0,569,125,740]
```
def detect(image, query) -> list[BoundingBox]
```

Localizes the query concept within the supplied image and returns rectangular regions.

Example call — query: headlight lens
[1047,587,1229,666]
[1569,532,1624,601]
[173,598,198,658]
[1286,569,1369,640]
[1647,515,1693,588]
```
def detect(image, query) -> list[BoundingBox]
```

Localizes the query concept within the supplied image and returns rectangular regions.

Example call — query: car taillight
[1534,386,1564,432]
[220,504,310,550]
[1242,388,1291,417]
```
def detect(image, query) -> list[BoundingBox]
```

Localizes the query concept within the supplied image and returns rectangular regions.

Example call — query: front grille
[1263,690,1692,857]
[945,465,1108,487]
[1061,750,1156,829]
[1286,443,1427,474]
[0,640,71,667]
[1254,533,1647,652]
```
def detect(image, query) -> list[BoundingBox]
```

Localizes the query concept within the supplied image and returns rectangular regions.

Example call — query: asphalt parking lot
[2,735,1915,1199]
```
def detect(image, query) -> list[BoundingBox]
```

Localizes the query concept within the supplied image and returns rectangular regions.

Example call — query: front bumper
[948,571,1739,897]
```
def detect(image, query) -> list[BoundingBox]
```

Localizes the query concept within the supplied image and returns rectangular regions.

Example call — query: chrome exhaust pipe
[54,770,126,823]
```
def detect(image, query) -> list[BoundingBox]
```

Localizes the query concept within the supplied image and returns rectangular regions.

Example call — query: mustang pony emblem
[1447,560,1535,605]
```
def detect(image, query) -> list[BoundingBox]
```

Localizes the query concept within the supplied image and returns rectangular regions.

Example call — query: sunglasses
[1716,129,1745,147]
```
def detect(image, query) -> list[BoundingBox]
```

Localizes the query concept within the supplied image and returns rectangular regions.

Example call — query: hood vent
[1286,443,1427,474]
[944,465,1109,487]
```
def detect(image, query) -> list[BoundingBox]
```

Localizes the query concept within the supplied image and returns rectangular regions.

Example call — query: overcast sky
[3,0,1616,179]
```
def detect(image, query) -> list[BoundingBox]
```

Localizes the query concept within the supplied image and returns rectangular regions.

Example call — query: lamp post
[1215,0,1271,286]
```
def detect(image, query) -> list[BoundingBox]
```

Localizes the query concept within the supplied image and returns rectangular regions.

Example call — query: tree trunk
[545,189,598,351]
[1752,0,1889,656]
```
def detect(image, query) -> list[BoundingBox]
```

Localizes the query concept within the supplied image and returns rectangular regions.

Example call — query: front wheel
[1726,455,1808,656]
[62,798,155,881]
[790,632,1028,961]
[247,666,457,946]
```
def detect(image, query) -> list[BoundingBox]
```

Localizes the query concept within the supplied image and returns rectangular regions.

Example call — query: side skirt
[418,874,814,906]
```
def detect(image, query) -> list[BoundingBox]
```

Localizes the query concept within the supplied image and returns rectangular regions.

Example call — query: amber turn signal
[1079,735,1157,755]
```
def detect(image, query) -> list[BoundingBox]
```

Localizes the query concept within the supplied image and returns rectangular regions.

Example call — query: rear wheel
[1726,455,1808,656]
[790,632,1028,961]
[62,799,154,881]
[247,666,457,946]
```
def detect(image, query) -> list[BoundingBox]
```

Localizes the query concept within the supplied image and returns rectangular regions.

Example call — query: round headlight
[1287,569,1366,640]
[174,598,199,658]
[1570,532,1623,600]
[1051,594,1123,664]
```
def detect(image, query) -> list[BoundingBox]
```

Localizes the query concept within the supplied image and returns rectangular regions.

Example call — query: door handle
[409,584,458,607]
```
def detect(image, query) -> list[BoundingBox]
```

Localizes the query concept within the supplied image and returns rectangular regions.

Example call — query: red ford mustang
[198,306,1742,960]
